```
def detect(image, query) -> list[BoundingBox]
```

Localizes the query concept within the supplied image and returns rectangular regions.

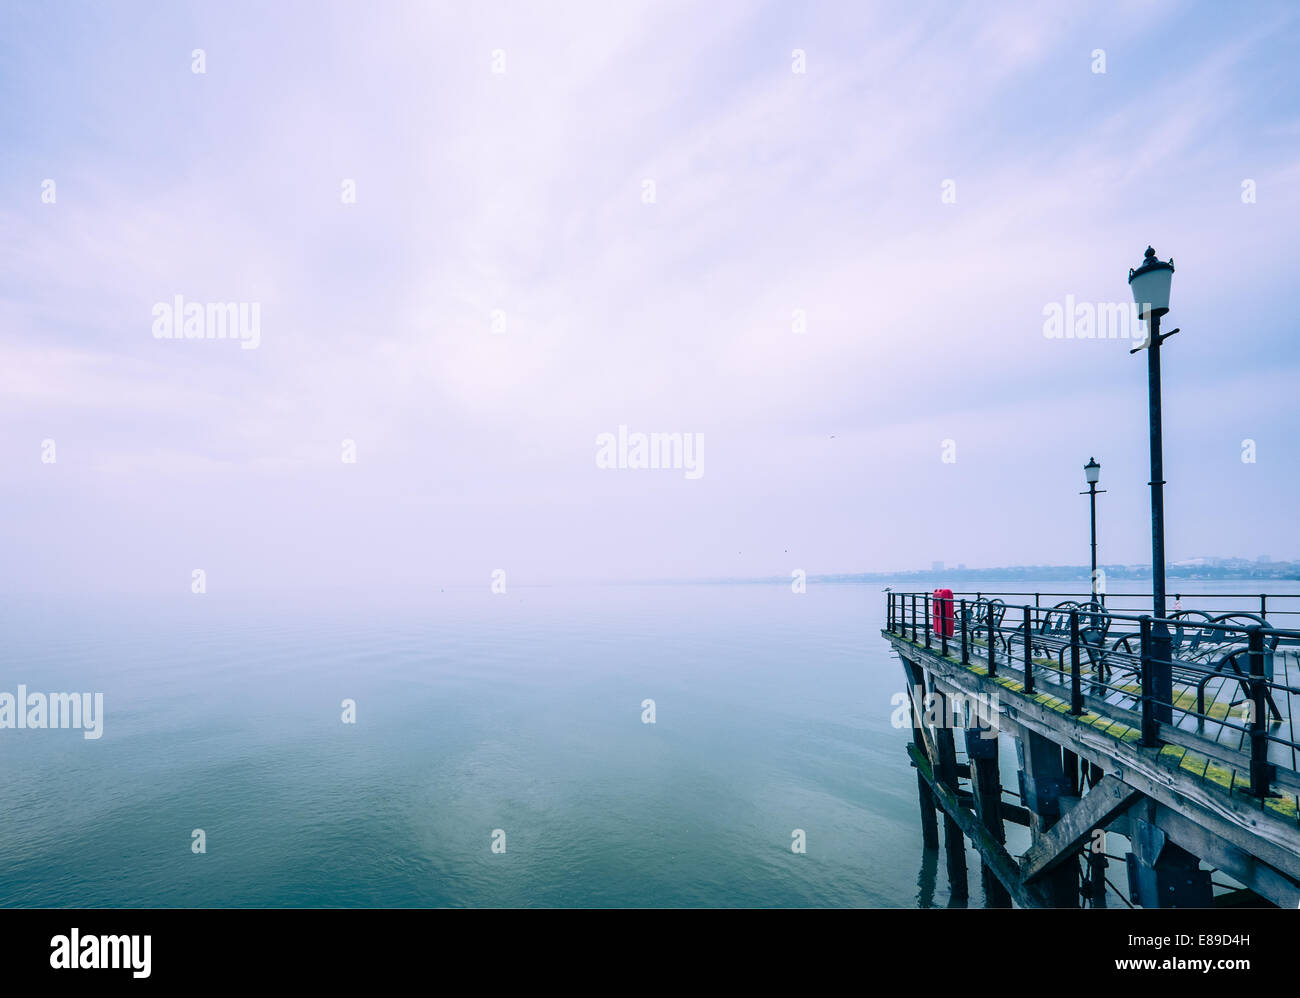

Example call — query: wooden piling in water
[964,725,1011,907]
[900,656,939,849]
[1016,730,1080,907]
[929,680,969,898]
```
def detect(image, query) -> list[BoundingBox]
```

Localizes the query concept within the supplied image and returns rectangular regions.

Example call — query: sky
[2,0,1298,595]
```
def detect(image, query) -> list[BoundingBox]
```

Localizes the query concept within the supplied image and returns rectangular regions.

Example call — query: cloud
[2,0,1298,591]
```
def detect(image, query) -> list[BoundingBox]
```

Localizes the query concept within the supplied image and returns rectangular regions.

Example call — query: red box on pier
[932,588,954,637]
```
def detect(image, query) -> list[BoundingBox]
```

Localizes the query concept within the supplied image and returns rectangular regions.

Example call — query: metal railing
[902,589,1300,623]
[887,590,1300,802]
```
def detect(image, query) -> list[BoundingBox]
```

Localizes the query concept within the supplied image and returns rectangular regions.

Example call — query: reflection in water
[916,847,937,908]
[946,841,970,907]
[916,843,975,908]
[947,860,970,908]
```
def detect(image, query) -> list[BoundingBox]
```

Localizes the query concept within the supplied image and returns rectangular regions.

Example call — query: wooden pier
[884,591,1300,908]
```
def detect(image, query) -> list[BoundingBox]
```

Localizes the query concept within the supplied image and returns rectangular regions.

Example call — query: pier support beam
[1125,809,1213,908]
[930,680,969,899]
[1062,749,1080,796]
[1085,764,1108,907]
[899,660,941,847]
[900,657,940,849]
[964,726,1011,907]
[1086,838,1109,908]
[1016,731,1079,907]
[1020,776,1138,884]
[916,772,940,850]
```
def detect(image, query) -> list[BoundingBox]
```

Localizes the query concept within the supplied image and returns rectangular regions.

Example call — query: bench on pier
[959,597,1007,636]
[1100,610,1281,721]
[989,600,1112,682]
[1031,599,1111,665]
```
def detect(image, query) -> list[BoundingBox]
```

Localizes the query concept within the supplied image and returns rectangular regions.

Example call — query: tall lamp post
[1128,247,1178,723]
[1081,458,1105,608]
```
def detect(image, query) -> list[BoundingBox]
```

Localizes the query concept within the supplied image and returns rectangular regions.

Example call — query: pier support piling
[930,680,969,898]
[1016,731,1080,907]
[964,726,1011,907]
[900,657,939,849]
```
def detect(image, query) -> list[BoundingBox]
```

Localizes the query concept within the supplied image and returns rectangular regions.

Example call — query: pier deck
[884,590,1300,908]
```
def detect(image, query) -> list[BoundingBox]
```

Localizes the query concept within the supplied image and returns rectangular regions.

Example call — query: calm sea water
[0,579,1287,907]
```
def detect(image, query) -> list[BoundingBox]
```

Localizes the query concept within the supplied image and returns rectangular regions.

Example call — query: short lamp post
[1128,246,1178,724]
[1081,458,1105,609]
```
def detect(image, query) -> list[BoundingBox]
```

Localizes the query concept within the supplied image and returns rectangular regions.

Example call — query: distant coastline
[632,559,1300,587]
[819,559,1300,584]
